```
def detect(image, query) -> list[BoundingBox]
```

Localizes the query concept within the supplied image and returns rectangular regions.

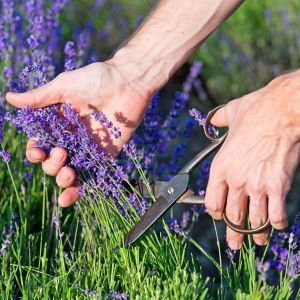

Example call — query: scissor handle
[178,105,228,175]
[204,104,228,142]
[178,194,271,234]
[223,212,271,234]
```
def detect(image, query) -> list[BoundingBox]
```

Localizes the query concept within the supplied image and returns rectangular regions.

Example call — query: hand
[6,62,153,207]
[205,70,300,249]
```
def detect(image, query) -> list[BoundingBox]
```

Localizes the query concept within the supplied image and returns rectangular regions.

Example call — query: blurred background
[61,0,300,267]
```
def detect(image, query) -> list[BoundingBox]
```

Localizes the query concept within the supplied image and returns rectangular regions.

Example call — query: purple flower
[189,108,219,137]
[128,193,149,217]
[3,66,13,79]
[26,34,39,49]
[180,211,190,230]
[0,213,17,255]
[225,248,237,264]
[291,213,300,244]
[256,257,270,281]
[84,289,97,296]
[109,291,129,300]
[64,41,76,71]
[167,217,180,234]
[0,151,10,163]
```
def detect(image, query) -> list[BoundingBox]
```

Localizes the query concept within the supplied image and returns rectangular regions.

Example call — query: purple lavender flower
[3,66,13,79]
[286,251,300,279]
[84,289,97,296]
[0,213,17,255]
[138,93,161,171]
[182,61,203,101]
[52,216,60,229]
[109,291,129,300]
[26,34,39,49]
[128,193,149,217]
[189,108,219,137]
[64,41,76,71]
[291,213,300,243]
[225,248,237,264]
[0,151,10,163]
[196,160,211,192]
[256,257,270,281]
[63,251,72,267]
[167,217,180,234]
[123,140,141,161]
[180,211,190,230]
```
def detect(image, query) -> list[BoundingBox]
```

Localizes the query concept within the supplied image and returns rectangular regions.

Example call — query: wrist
[107,46,170,97]
[266,70,300,142]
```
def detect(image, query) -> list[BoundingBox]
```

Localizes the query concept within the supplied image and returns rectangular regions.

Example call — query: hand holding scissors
[124,105,271,248]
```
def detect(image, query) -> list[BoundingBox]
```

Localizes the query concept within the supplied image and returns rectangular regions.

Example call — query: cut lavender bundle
[9,103,130,214]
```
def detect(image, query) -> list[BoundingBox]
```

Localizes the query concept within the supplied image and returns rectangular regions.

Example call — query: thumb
[6,74,66,109]
[210,98,242,127]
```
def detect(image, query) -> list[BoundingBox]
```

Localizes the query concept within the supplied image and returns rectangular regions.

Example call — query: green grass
[0,128,298,299]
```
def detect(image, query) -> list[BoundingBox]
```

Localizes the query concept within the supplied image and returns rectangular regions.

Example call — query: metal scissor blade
[124,173,190,247]
[124,194,172,247]
[133,180,166,198]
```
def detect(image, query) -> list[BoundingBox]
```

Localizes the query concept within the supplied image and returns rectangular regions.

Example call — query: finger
[26,138,46,163]
[56,166,76,188]
[6,73,67,109]
[205,179,227,220]
[58,186,80,207]
[268,192,288,230]
[210,98,242,127]
[225,189,248,250]
[42,147,67,176]
[249,193,269,246]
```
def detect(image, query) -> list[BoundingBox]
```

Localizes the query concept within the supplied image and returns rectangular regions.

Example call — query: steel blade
[133,180,166,198]
[124,173,189,247]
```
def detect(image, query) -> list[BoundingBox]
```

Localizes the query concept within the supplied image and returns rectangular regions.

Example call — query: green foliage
[0,126,297,299]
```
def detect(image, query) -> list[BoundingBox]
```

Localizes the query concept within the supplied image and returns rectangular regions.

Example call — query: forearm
[109,0,244,96]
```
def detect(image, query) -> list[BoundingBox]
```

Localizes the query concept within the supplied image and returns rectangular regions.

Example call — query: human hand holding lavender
[6,0,243,208]
[6,62,153,207]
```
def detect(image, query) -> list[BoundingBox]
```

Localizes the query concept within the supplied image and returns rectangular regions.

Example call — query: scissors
[124,105,271,247]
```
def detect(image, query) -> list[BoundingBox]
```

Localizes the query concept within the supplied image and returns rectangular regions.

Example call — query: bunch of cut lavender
[9,102,131,215]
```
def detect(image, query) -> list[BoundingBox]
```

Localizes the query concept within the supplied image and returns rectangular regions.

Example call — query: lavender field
[0,0,299,299]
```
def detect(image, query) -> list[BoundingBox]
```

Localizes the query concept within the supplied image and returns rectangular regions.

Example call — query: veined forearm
[109,0,244,96]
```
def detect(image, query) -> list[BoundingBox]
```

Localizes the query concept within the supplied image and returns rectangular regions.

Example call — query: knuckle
[228,177,244,190]
[226,211,244,225]
[247,180,264,194]
[250,216,264,227]
[266,177,291,197]
[205,200,220,214]
[270,214,287,228]
[265,181,283,196]
[209,160,225,180]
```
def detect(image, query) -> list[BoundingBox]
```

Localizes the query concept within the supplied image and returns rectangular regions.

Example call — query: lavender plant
[0,0,298,299]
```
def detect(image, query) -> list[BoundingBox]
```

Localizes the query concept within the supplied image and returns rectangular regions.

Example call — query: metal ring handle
[223,212,271,234]
[204,104,228,142]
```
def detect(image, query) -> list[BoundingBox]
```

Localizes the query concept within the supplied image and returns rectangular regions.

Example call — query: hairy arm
[109,0,245,96]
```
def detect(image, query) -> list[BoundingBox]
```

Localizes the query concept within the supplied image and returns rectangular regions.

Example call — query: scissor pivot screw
[167,187,174,195]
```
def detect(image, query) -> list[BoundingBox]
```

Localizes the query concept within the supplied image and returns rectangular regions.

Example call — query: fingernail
[30,151,41,160]
[227,240,241,250]
[255,239,268,246]
[52,151,65,163]
[60,173,70,181]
